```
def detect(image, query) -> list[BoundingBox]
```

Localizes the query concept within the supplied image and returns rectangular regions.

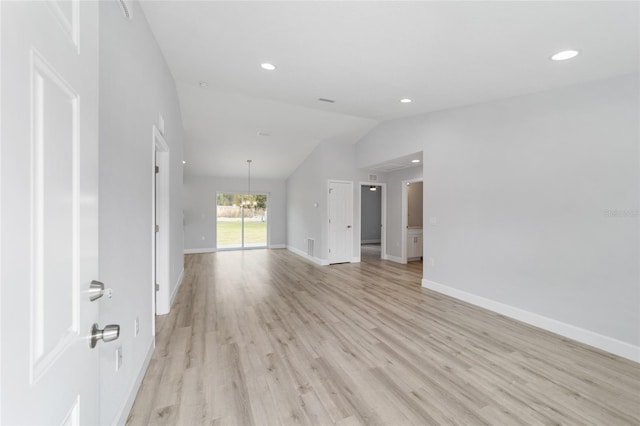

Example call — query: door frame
[401,177,423,264]
[327,179,354,263]
[356,181,387,261]
[152,126,170,320]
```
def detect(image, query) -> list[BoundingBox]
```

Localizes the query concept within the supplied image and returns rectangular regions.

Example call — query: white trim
[170,268,184,307]
[112,340,154,426]
[422,279,640,363]
[184,248,217,254]
[217,246,266,252]
[287,245,329,266]
[384,254,405,264]
[152,126,171,317]
[351,256,361,263]
[269,244,286,249]
[0,2,3,417]
[361,239,381,244]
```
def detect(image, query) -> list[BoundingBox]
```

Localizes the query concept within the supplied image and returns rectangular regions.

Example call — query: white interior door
[1,1,101,424]
[328,181,353,264]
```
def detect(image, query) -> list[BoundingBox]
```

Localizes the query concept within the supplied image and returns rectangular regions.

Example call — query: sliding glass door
[216,192,268,249]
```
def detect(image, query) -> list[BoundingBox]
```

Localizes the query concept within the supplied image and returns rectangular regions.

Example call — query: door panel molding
[30,48,81,384]
[45,0,80,52]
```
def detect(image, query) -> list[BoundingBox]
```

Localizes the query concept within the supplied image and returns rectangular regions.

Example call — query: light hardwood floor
[127,249,640,425]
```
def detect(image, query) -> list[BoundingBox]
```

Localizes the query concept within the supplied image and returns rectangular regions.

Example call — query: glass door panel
[244,194,267,248]
[216,192,243,249]
[216,192,267,249]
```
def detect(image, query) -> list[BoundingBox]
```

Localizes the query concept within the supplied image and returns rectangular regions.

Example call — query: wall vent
[118,0,133,20]
[307,238,315,257]
[368,174,378,181]
[318,98,336,103]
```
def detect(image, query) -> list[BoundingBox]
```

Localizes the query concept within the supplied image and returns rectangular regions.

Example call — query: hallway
[127,250,639,425]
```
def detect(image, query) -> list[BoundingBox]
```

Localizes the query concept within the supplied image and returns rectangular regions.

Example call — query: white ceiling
[140,1,639,178]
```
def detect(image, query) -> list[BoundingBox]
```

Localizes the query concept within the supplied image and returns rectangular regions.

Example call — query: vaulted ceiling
[140,1,639,178]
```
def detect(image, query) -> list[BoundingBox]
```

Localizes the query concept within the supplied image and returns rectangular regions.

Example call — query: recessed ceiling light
[199,81,208,88]
[400,98,412,103]
[369,186,377,191]
[182,160,186,164]
[411,159,420,163]
[261,63,276,71]
[551,50,580,61]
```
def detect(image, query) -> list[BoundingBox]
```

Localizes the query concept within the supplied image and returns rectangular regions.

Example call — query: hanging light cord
[247,159,252,204]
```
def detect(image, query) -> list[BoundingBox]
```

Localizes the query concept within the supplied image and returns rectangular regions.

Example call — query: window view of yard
[216,192,267,248]
[216,220,267,246]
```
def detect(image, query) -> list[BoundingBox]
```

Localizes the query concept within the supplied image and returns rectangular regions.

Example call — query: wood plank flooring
[127,249,640,425]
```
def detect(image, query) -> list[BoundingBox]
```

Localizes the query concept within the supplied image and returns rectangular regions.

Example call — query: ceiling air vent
[118,0,132,20]
[318,98,335,103]
[368,174,378,181]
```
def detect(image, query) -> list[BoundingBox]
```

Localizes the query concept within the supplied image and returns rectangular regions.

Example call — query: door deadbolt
[89,280,105,301]
[90,323,120,348]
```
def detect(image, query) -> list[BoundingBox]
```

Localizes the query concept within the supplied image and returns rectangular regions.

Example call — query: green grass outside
[217,220,267,246]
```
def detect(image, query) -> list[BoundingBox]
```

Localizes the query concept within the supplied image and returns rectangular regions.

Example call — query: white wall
[356,74,640,354]
[184,175,287,250]
[361,186,382,243]
[287,140,379,262]
[98,1,184,424]
[384,166,423,259]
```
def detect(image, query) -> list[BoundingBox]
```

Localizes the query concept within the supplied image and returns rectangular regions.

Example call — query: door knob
[89,323,120,348]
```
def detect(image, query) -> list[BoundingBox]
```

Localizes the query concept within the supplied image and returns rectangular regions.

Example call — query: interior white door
[328,181,354,264]
[1,1,101,424]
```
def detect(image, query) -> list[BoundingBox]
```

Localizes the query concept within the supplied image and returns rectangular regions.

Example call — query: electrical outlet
[134,316,139,337]
[429,257,435,267]
[115,346,123,371]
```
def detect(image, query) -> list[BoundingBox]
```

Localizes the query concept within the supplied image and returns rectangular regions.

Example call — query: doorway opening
[216,192,268,249]
[402,178,423,264]
[359,182,386,262]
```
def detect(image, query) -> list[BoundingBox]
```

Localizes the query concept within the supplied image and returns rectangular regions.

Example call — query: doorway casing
[152,126,170,319]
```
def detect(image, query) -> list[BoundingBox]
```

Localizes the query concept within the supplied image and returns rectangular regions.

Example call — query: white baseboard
[361,239,381,244]
[422,279,640,363]
[384,253,405,264]
[170,268,184,307]
[269,244,286,249]
[287,245,329,266]
[184,247,217,254]
[113,340,154,426]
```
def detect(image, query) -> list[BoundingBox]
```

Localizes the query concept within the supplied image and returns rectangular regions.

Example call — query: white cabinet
[407,228,423,260]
